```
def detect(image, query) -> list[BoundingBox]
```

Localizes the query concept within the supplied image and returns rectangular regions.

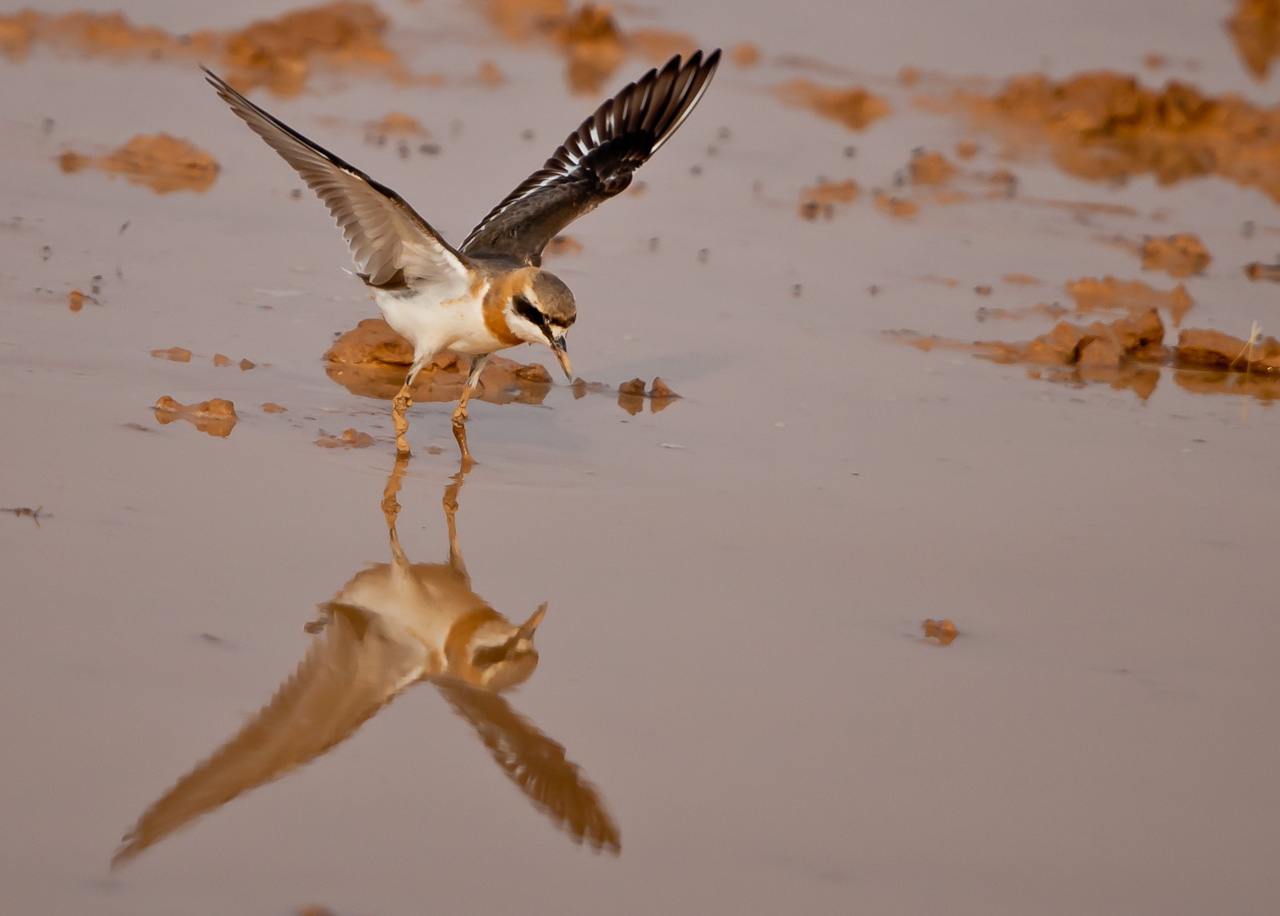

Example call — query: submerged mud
[152,396,239,437]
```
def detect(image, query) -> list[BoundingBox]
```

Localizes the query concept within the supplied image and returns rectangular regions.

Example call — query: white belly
[373,282,512,359]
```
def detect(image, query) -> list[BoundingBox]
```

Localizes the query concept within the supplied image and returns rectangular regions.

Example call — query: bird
[111,456,620,868]
[203,50,721,464]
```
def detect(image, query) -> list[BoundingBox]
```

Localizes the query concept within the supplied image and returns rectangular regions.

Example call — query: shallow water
[3,2,1279,914]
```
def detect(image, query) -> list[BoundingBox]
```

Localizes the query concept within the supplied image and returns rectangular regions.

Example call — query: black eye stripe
[513,295,545,328]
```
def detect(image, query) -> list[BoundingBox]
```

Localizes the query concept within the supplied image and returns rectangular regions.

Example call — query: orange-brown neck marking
[482,273,524,346]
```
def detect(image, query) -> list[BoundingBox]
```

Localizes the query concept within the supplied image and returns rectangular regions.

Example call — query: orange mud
[958,72,1280,202]
[1,2,408,95]
[1227,0,1280,80]
[798,179,859,220]
[955,139,979,159]
[616,377,676,415]
[67,289,85,312]
[775,79,890,131]
[544,234,584,256]
[316,428,375,448]
[1066,276,1194,326]
[475,1,696,93]
[1245,260,1280,280]
[1139,233,1211,277]
[922,619,958,646]
[1003,273,1041,285]
[873,191,919,219]
[262,402,288,414]
[153,396,239,437]
[729,42,760,68]
[60,134,219,195]
[365,112,428,136]
[476,58,506,86]
[151,347,193,362]
[909,151,958,184]
[324,318,553,405]
[893,310,1279,401]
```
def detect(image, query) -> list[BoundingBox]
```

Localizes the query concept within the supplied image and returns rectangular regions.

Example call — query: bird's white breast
[373,280,508,360]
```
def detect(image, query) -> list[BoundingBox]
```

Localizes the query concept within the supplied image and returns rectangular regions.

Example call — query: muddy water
[2,1,1279,914]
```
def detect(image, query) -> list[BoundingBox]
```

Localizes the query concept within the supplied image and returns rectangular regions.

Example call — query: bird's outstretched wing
[461,50,721,266]
[203,67,472,294]
[111,604,424,868]
[435,678,621,853]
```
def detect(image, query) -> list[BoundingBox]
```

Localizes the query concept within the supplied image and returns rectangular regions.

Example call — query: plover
[203,50,721,462]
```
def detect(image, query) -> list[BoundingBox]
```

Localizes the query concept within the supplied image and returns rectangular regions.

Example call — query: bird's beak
[518,603,547,640]
[550,334,573,382]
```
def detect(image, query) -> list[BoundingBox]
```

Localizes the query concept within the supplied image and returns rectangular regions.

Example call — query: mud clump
[908,151,958,185]
[730,42,760,68]
[316,428,375,449]
[965,71,1280,202]
[67,289,85,312]
[1245,260,1280,281]
[365,112,427,140]
[874,191,919,219]
[1175,327,1280,373]
[151,347,193,362]
[922,619,958,646]
[1227,0,1280,79]
[1066,276,1194,326]
[544,234,583,256]
[60,134,219,195]
[324,318,553,405]
[775,79,890,131]
[893,310,1279,401]
[1140,233,1211,278]
[153,396,238,437]
[1,2,407,95]
[478,1,696,93]
[262,402,288,413]
[798,179,859,220]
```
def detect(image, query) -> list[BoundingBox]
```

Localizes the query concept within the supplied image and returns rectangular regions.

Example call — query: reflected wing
[435,679,620,853]
[204,67,472,294]
[112,604,423,867]
[460,50,720,266]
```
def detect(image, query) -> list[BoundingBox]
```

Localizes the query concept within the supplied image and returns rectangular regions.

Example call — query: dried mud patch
[890,310,1280,401]
[60,135,219,195]
[774,79,891,131]
[951,71,1280,202]
[1,2,410,95]
[1227,0,1280,80]
[473,0,697,93]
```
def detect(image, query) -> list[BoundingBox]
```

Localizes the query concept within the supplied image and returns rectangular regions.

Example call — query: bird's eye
[513,295,544,328]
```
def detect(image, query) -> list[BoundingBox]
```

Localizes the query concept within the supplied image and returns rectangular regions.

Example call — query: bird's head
[458,603,547,692]
[505,268,576,381]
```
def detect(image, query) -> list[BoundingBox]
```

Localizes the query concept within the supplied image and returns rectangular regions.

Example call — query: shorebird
[112,456,620,867]
[203,50,721,462]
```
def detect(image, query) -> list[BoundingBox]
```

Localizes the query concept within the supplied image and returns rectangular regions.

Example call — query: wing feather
[460,50,721,266]
[203,67,471,294]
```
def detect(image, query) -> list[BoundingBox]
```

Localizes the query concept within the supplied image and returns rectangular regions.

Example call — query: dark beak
[550,334,573,382]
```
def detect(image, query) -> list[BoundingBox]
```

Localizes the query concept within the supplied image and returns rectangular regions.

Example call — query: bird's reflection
[112,455,620,867]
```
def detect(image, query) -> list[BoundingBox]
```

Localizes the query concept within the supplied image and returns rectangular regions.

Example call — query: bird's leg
[452,353,491,470]
[393,356,431,455]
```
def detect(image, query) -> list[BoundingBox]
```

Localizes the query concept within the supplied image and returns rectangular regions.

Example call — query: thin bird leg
[452,353,491,470]
[393,357,431,455]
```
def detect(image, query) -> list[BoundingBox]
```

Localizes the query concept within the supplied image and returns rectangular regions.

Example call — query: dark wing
[435,679,621,853]
[460,49,721,266]
[111,604,424,868]
[203,67,472,294]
